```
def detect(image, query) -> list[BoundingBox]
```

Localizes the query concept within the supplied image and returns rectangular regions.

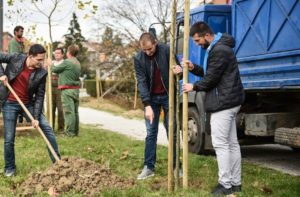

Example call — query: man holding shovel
[0,44,61,177]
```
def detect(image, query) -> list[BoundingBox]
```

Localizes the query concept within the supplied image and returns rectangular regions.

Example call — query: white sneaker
[5,169,15,177]
[137,166,155,180]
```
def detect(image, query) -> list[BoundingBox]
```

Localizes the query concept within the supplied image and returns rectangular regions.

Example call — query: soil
[19,157,135,196]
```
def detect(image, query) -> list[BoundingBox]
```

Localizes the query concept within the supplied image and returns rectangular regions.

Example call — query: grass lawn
[80,97,144,120]
[0,125,299,196]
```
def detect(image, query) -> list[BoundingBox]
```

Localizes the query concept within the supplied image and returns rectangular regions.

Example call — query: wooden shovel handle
[6,83,60,162]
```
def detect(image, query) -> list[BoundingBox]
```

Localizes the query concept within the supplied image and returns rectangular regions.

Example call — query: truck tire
[275,127,300,148]
[188,106,206,154]
[292,147,300,153]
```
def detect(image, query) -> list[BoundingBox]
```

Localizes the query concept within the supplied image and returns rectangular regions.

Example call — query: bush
[85,80,97,97]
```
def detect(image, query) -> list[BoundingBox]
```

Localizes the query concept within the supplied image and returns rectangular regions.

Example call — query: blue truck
[175,0,300,153]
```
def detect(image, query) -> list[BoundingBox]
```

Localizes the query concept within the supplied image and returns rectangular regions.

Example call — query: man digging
[0,44,61,177]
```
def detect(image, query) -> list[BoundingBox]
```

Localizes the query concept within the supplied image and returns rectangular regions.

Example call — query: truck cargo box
[232,0,300,90]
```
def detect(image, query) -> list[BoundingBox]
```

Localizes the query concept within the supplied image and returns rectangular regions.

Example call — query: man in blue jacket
[0,44,61,177]
[134,32,178,180]
[174,22,244,196]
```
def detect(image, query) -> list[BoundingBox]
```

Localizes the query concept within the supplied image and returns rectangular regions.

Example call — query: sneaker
[232,185,242,192]
[173,168,183,178]
[5,169,15,177]
[211,183,232,196]
[137,166,154,180]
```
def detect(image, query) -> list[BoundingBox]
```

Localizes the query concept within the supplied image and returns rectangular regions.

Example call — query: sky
[3,0,104,43]
[3,0,202,43]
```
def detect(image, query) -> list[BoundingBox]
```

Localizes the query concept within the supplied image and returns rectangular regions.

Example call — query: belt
[58,85,80,90]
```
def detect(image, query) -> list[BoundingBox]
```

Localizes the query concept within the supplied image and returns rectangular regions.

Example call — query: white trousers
[210,105,241,188]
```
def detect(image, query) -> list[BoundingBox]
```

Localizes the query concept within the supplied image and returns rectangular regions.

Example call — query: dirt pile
[19,157,135,196]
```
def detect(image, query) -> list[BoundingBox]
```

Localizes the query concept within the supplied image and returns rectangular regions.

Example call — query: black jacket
[192,33,244,112]
[134,43,170,106]
[0,53,48,119]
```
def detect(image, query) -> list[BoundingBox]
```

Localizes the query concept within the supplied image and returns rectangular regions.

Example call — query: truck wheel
[292,147,300,153]
[188,106,206,154]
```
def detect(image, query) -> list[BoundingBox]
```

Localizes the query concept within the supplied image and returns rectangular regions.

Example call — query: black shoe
[232,185,242,192]
[211,183,232,196]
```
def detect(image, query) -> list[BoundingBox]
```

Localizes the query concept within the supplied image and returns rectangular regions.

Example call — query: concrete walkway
[79,107,169,146]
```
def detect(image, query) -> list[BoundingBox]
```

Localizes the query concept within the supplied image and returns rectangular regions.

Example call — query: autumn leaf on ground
[48,187,59,197]
[227,194,237,197]
[261,186,273,194]
[120,151,129,160]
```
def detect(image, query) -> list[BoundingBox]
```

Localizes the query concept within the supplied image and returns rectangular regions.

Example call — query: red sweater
[151,60,166,94]
[8,61,33,104]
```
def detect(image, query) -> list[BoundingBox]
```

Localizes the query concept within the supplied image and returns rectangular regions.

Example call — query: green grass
[0,125,299,196]
[80,97,144,120]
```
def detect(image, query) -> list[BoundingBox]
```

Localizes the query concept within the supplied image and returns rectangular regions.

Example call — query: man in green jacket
[51,44,81,137]
[9,26,25,54]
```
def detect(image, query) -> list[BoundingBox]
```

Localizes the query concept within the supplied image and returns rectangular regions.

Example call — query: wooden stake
[99,70,103,97]
[133,77,138,110]
[168,0,177,192]
[182,0,190,189]
[6,83,60,162]
[47,43,53,128]
[96,68,101,101]
[175,74,181,190]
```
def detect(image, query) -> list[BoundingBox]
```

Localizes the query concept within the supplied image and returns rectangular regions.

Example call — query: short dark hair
[55,47,64,54]
[13,26,24,35]
[139,32,156,45]
[28,44,46,56]
[67,44,79,57]
[190,22,214,37]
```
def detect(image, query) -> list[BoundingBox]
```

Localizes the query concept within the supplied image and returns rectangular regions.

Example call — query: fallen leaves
[48,187,59,197]
[120,150,129,160]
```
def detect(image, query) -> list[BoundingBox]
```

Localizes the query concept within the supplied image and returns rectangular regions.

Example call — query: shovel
[6,83,60,162]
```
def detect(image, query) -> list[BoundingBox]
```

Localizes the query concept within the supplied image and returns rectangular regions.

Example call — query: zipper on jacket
[150,60,153,92]
[154,58,168,96]
[215,88,219,103]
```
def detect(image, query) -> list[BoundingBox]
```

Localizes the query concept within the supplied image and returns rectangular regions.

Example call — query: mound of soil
[19,157,135,196]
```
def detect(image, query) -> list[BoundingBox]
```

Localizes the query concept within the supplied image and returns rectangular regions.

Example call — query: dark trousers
[2,100,61,171]
[144,93,177,170]
[52,83,64,131]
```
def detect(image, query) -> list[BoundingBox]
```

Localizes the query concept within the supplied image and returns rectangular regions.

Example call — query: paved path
[241,144,300,176]
[79,107,169,146]
[79,106,300,176]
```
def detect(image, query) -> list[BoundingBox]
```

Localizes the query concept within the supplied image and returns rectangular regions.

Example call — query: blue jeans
[144,93,177,170]
[2,100,60,171]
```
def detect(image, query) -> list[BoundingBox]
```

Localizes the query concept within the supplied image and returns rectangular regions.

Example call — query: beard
[202,40,210,49]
